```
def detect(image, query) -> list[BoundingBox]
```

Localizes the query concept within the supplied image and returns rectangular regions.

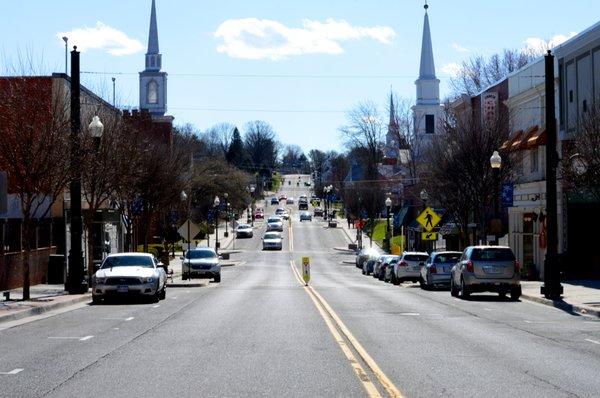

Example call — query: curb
[0,294,91,325]
[167,282,205,288]
[333,247,355,253]
[520,293,600,318]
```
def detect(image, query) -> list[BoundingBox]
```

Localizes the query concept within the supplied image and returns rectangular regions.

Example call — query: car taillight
[514,260,520,273]
[466,260,474,273]
[430,265,437,274]
[399,260,408,267]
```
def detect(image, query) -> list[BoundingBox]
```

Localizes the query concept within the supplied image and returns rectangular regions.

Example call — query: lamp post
[180,191,190,253]
[66,46,87,294]
[385,197,392,253]
[324,185,332,220]
[490,150,502,245]
[214,196,220,253]
[420,189,428,252]
[223,193,229,238]
[250,186,255,226]
[86,116,104,284]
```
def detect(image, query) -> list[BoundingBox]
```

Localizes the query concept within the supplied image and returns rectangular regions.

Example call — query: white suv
[389,252,429,285]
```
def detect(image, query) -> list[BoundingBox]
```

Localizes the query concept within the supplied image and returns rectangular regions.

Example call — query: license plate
[412,266,420,271]
[443,266,451,273]
[117,285,129,293]
[484,267,501,274]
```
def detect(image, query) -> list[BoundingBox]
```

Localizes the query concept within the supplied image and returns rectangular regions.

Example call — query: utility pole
[66,47,87,294]
[541,50,563,300]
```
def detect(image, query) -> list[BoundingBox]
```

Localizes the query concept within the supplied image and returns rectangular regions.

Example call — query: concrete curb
[167,282,205,288]
[520,293,600,318]
[0,294,91,325]
[333,247,355,253]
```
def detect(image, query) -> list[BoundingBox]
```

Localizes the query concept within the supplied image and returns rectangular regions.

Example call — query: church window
[150,57,155,68]
[425,114,435,134]
[148,80,158,104]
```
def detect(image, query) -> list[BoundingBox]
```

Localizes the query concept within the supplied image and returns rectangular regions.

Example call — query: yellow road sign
[421,232,438,241]
[416,207,441,232]
[302,256,310,285]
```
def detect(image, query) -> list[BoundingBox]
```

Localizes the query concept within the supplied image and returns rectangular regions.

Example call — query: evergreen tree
[226,127,247,169]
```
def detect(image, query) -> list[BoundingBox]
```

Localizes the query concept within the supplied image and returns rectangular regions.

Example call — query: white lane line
[79,335,94,341]
[152,305,160,308]
[101,317,134,321]
[0,369,24,375]
[113,328,120,330]
[399,313,420,316]
[47,335,94,341]
[484,308,493,311]
[125,317,134,321]
[585,338,600,345]
[523,320,554,324]
[170,297,178,300]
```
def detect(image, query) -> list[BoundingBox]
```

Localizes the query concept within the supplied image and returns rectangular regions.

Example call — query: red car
[254,209,264,219]
[278,195,287,201]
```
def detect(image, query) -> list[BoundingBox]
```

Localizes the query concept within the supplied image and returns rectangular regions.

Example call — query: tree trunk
[21,217,31,300]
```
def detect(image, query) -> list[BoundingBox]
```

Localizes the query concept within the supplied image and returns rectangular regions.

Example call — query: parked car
[373,255,397,280]
[420,251,462,289]
[262,231,283,250]
[271,197,279,205]
[266,216,284,232]
[299,211,312,221]
[181,247,221,283]
[236,224,254,238]
[278,195,287,201]
[286,197,295,205]
[253,208,264,219]
[362,258,377,275]
[92,253,167,304]
[356,248,379,269]
[386,252,429,285]
[450,246,521,300]
[313,208,324,217]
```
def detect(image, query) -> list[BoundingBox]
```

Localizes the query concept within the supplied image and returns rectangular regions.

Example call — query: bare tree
[562,100,600,201]
[424,104,513,247]
[0,77,71,299]
[450,49,534,97]
[203,122,235,158]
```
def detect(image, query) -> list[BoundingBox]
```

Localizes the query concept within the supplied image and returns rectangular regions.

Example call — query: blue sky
[1,0,599,153]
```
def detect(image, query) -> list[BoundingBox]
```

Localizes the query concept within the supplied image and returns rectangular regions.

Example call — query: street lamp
[490,151,502,245]
[223,193,229,238]
[249,186,256,226]
[180,191,190,254]
[419,189,428,252]
[89,115,104,150]
[385,197,392,253]
[214,196,220,253]
[324,185,333,220]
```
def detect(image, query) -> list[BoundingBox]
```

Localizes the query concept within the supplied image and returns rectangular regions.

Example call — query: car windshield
[268,217,281,223]
[237,225,251,229]
[264,233,280,239]
[434,254,462,263]
[472,248,515,261]
[101,255,154,268]
[186,250,217,259]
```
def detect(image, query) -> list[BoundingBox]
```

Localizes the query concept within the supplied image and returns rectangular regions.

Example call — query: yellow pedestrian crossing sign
[421,232,438,241]
[302,257,310,285]
[416,207,441,232]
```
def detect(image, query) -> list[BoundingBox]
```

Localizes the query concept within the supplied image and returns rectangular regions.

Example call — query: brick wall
[0,247,57,290]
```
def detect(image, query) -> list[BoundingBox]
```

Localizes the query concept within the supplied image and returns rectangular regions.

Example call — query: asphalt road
[1,174,599,397]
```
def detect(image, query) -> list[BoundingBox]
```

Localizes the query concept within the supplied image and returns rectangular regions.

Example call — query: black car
[313,208,324,217]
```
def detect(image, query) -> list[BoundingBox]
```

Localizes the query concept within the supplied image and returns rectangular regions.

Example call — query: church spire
[147,0,159,54]
[419,2,436,79]
[389,90,396,126]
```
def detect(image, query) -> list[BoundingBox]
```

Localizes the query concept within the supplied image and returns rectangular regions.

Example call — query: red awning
[509,130,524,150]
[527,127,547,147]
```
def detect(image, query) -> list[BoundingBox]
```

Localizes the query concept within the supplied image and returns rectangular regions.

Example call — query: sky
[1,0,599,153]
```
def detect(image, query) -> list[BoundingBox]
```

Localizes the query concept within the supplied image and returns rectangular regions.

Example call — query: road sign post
[302,256,310,286]
[416,207,441,252]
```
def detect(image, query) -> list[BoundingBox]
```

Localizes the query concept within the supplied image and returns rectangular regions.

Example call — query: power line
[81,71,452,80]
[170,106,345,114]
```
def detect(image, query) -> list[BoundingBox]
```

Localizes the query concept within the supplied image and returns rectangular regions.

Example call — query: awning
[527,127,546,147]
[510,130,524,149]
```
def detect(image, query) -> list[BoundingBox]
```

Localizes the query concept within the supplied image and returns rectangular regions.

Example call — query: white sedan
[92,253,166,304]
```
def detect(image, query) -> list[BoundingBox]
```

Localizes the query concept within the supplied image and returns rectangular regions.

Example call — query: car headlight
[143,277,156,283]
[94,277,106,284]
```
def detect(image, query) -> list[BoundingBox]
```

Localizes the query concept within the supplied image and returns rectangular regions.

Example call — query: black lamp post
[490,150,502,245]
[180,191,190,253]
[223,193,229,238]
[86,115,104,283]
[385,197,392,253]
[420,189,429,252]
[250,186,255,226]
[214,196,220,253]
[66,46,87,294]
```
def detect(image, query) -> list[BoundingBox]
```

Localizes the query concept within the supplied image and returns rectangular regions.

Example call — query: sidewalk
[521,280,600,318]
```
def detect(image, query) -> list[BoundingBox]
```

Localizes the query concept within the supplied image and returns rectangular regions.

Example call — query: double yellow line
[290,260,404,398]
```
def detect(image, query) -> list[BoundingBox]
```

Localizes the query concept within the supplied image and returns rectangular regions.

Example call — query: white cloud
[522,32,577,54]
[452,43,469,53]
[57,22,144,56]
[214,18,396,60]
[440,62,461,77]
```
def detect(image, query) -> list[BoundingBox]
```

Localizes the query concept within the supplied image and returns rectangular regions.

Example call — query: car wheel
[92,295,102,305]
[420,277,429,290]
[510,285,521,301]
[159,286,166,300]
[460,277,470,299]
[378,271,385,281]
[214,273,221,283]
[362,268,366,275]
[391,273,399,285]
[450,278,459,297]
[498,290,507,299]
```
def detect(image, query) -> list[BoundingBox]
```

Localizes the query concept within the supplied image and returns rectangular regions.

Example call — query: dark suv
[450,246,521,300]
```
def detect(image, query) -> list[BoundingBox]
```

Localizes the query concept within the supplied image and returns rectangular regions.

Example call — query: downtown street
[1,175,600,398]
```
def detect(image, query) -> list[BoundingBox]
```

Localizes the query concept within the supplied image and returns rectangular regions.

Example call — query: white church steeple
[140,0,167,117]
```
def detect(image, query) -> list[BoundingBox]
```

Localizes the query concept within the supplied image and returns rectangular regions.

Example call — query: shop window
[530,148,538,173]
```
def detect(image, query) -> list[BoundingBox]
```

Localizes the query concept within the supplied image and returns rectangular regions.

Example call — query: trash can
[48,254,65,284]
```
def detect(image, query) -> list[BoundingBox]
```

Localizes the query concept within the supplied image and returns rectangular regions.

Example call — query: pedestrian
[347,216,352,228]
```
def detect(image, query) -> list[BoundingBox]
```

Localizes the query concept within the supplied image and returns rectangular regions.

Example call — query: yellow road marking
[290,261,382,398]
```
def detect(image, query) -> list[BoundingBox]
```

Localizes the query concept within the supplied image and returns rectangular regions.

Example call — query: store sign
[501,183,514,207]
[481,92,498,125]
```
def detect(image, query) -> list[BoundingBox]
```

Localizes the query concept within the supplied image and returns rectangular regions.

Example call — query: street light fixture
[214,196,220,253]
[223,193,229,238]
[385,197,392,253]
[490,151,502,245]
[419,189,428,252]
[180,190,191,254]
[89,115,104,151]
[62,36,68,75]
